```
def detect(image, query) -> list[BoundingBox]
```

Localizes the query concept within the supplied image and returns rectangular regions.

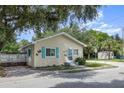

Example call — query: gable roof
[21,32,87,51]
[34,32,87,47]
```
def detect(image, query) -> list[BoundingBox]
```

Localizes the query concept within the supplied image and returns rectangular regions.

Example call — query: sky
[85,5,124,37]
[17,5,124,42]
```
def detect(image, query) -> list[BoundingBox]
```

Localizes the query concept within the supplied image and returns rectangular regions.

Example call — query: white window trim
[73,49,79,56]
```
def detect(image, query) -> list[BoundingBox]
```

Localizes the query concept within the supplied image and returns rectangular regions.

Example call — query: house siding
[33,35,84,67]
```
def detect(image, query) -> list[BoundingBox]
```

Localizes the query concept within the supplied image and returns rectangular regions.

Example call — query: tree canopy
[0,5,101,51]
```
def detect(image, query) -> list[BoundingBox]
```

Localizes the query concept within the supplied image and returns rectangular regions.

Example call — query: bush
[75,57,86,65]
[64,62,71,67]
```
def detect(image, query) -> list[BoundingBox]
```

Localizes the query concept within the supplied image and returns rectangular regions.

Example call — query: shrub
[53,64,56,67]
[64,62,71,67]
[75,57,86,65]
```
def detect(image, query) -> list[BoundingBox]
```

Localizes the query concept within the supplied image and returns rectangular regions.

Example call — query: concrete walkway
[0,61,124,88]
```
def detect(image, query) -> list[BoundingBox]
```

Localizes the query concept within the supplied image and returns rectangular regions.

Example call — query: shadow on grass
[51,79,124,88]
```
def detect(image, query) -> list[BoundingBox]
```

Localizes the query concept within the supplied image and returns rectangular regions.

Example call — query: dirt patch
[0,62,27,67]
[0,66,6,77]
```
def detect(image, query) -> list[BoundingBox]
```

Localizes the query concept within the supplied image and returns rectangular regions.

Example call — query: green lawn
[85,62,111,67]
[65,62,114,73]
[112,59,124,62]
[87,59,124,62]
[35,65,79,71]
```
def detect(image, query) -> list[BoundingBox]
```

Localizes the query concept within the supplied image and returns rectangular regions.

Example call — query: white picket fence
[0,53,27,63]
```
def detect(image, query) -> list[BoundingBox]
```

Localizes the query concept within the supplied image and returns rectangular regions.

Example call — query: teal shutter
[56,47,59,58]
[41,47,46,59]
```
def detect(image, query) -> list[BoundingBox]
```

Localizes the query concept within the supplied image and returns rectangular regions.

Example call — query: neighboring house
[98,51,114,60]
[21,32,87,67]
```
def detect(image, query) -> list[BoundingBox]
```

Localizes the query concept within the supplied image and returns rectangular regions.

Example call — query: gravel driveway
[0,61,124,88]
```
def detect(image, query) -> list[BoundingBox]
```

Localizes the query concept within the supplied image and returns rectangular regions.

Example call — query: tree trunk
[108,51,111,60]
[0,42,4,52]
[108,44,111,60]
[88,53,90,59]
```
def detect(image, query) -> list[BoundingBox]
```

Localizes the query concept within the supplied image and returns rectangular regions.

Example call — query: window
[74,49,78,55]
[46,48,55,56]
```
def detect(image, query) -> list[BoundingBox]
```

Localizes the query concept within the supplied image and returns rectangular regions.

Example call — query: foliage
[1,39,29,53]
[32,30,55,41]
[0,27,16,51]
[82,30,122,59]
[32,23,82,41]
[112,59,124,62]
[2,5,121,58]
[0,5,101,51]
[75,57,86,65]
[1,42,20,53]
[18,39,30,48]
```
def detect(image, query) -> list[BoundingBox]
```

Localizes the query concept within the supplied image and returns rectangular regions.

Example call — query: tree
[81,30,110,59]
[1,42,19,53]
[101,36,122,59]
[0,39,30,53]
[18,39,30,48]
[0,5,101,51]
[114,34,121,41]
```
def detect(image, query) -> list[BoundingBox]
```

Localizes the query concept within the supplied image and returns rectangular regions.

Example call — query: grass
[87,59,124,62]
[112,59,124,62]
[85,62,107,67]
[65,62,114,73]
[0,66,6,77]
[34,62,114,73]
[85,61,116,69]
[34,65,79,71]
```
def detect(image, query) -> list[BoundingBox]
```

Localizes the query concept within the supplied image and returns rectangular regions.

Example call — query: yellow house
[21,32,87,67]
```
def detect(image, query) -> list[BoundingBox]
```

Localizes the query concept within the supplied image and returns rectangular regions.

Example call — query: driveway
[0,61,124,88]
